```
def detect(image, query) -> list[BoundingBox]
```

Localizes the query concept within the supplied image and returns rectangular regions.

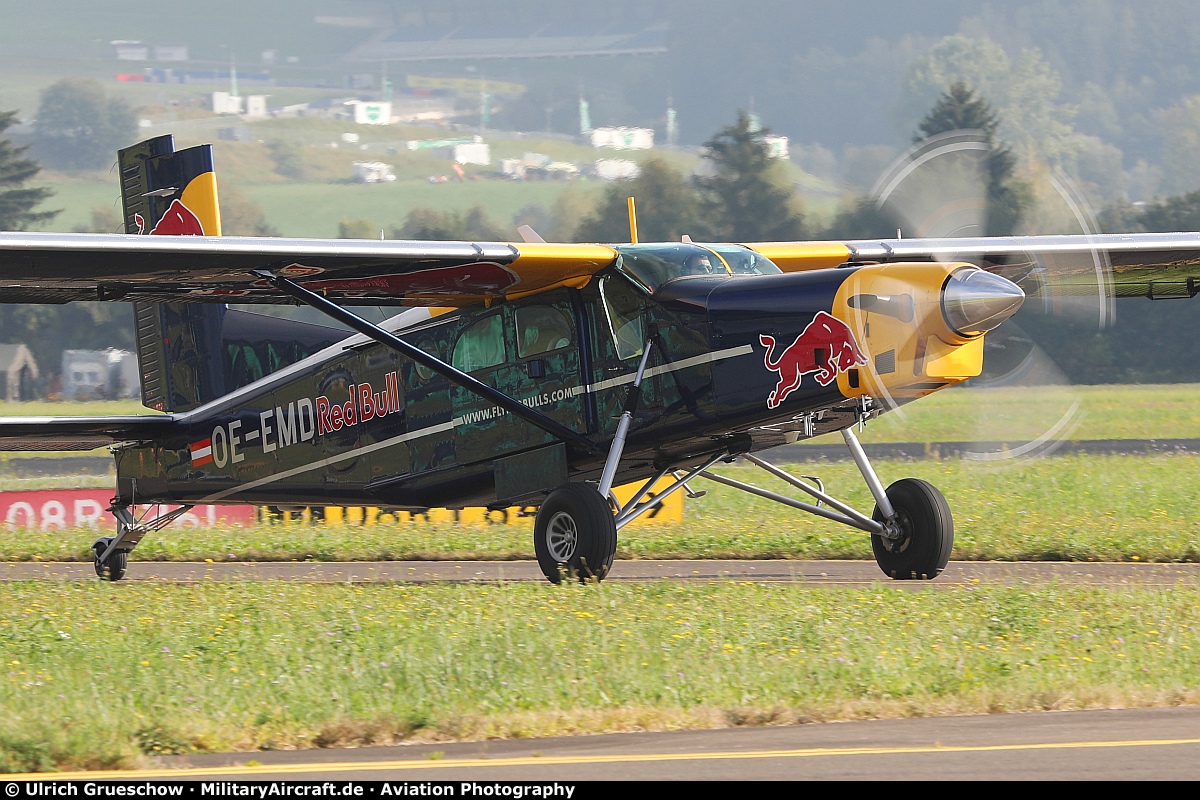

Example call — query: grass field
[2,454,1198,564]
[1,580,1197,772]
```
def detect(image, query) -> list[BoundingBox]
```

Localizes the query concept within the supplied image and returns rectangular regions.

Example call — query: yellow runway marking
[5,737,1200,780]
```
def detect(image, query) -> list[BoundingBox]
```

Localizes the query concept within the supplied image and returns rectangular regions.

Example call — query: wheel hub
[546,511,579,562]
[880,511,912,552]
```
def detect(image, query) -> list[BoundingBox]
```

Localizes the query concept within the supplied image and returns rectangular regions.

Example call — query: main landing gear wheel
[871,478,954,580]
[534,483,618,584]
[92,536,128,582]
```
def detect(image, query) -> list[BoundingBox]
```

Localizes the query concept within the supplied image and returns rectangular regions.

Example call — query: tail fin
[119,136,343,412]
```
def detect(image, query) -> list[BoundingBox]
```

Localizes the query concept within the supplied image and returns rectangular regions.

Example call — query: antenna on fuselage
[627,196,639,244]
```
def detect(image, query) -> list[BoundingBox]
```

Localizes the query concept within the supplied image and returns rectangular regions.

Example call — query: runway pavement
[2,558,1199,585]
[5,707,1200,780]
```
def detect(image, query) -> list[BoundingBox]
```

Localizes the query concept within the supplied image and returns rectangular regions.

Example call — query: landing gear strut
[92,504,194,582]
[696,425,954,580]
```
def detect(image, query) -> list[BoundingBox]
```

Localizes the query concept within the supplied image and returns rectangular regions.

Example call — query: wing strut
[255,270,599,454]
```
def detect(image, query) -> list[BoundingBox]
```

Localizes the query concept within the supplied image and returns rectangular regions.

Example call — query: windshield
[614,243,781,291]
[698,244,781,275]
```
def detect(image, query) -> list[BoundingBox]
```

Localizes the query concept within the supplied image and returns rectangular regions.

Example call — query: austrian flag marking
[189,438,213,467]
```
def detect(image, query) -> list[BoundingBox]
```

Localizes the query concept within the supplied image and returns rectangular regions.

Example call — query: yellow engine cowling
[832,262,1016,403]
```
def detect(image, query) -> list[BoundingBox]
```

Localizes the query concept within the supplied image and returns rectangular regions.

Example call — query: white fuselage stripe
[196,344,751,503]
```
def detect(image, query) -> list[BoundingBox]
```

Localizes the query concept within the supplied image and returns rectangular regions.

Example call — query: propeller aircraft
[1,134,1198,583]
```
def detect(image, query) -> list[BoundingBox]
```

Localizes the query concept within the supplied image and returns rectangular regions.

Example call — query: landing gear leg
[842,428,954,579]
[92,504,194,582]
[694,423,954,581]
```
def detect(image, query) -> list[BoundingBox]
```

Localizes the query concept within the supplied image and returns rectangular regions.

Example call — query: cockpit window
[699,244,781,275]
[614,243,781,291]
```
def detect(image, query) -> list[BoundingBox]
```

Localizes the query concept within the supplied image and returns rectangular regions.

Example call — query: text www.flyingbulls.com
[459,389,574,425]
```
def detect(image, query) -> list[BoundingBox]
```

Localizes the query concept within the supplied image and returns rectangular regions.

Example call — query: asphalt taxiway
[5,707,1200,781]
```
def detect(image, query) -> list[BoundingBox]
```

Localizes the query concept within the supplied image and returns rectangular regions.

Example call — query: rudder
[119,136,342,412]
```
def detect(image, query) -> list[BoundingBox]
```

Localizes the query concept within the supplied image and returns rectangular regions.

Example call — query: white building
[349,101,392,125]
[590,127,654,150]
[353,162,396,183]
[594,159,641,181]
[61,349,139,401]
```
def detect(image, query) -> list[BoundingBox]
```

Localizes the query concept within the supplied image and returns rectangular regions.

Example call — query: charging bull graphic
[134,199,205,236]
[759,311,868,408]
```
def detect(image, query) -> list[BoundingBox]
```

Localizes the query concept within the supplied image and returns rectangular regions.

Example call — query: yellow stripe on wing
[506,242,618,298]
[745,241,851,272]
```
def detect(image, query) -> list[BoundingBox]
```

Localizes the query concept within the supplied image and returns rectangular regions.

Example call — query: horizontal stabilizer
[0,415,175,451]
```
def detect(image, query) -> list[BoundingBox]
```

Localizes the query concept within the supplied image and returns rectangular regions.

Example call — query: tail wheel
[871,478,954,580]
[534,483,617,584]
[91,536,128,582]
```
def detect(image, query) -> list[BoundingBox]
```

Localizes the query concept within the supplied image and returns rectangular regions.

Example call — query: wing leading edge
[0,233,618,307]
[752,233,1200,300]
[3,231,1197,306]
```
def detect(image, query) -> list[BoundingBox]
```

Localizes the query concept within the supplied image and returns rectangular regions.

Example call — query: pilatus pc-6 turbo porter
[0,135,1197,583]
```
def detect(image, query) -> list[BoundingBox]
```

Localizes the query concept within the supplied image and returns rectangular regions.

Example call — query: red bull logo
[134,199,205,236]
[759,311,868,409]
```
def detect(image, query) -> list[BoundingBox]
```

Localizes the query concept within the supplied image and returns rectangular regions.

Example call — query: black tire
[871,478,954,580]
[91,536,128,582]
[534,483,618,584]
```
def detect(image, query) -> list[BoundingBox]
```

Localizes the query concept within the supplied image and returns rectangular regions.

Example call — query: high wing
[0,233,617,306]
[1,231,1198,307]
[754,233,1200,299]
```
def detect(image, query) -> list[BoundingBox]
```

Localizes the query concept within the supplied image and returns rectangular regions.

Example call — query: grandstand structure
[343,0,669,62]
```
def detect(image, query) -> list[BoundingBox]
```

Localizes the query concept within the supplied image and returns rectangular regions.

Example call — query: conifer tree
[0,109,56,231]
[695,111,805,241]
[916,82,1028,235]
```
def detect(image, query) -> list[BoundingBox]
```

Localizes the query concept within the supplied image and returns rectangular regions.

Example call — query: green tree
[1154,95,1200,195]
[574,159,709,243]
[33,79,136,170]
[392,206,507,241]
[338,217,379,239]
[0,110,56,231]
[219,187,278,237]
[267,139,307,181]
[72,204,122,234]
[1135,190,1200,232]
[694,112,805,242]
[899,35,1077,165]
[822,198,900,241]
[915,82,1029,236]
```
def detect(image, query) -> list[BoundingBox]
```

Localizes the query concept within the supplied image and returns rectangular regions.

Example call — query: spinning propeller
[849,129,1113,461]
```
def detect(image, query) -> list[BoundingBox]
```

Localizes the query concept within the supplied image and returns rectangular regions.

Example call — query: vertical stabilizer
[119,137,343,413]
[120,136,226,412]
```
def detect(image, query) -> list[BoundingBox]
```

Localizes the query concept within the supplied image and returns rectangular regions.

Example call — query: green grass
[821,383,1200,445]
[3,454,1198,564]
[0,580,1197,771]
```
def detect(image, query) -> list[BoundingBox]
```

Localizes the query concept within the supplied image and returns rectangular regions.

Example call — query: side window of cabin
[599,275,645,360]
[515,305,573,359]
[451,313,506,373]
[412,337,436,382]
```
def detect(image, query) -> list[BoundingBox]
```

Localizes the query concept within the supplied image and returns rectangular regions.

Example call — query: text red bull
[759,311,868,408]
